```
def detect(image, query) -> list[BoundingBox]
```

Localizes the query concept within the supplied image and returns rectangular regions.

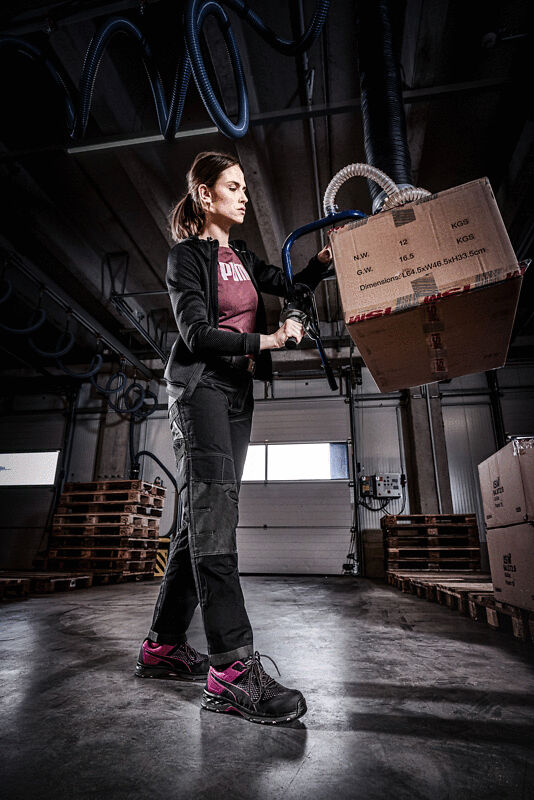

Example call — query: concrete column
[401,383,453,514]
[93,410,136,479]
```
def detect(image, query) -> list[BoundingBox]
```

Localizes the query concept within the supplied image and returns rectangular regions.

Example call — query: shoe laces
[179,641,203,663]
[242,651,282,702]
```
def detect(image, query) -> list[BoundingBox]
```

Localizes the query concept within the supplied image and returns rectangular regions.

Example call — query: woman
[136,151,332,725]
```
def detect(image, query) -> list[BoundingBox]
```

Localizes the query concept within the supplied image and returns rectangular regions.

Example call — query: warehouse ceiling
[0,0,532,383]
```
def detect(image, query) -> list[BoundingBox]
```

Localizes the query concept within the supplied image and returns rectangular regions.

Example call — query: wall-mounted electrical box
[374,473,402,498]
[359,473,403,499]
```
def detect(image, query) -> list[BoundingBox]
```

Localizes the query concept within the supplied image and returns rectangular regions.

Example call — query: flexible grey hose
[323,163,430,216]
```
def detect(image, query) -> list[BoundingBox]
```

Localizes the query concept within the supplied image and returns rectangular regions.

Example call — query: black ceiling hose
[357,0,413,209]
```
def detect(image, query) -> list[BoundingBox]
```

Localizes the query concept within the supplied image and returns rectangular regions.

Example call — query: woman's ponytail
[170,192,205,242]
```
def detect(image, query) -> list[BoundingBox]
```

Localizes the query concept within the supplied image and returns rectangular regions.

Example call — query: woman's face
[201,164,248,228]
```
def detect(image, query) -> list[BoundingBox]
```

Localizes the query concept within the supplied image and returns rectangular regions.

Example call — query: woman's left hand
[317,244,332,264]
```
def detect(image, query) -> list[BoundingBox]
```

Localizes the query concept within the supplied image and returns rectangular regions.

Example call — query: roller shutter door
[237,396,352,574]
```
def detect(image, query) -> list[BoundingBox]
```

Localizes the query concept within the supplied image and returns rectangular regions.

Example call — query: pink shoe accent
[207,661,247,697]
[146,641,176,654]
[142,640,179,666]
[208,674,237,701]
[211,662,245,683]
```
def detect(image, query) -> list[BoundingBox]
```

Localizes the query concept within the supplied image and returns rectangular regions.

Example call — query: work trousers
[148,366,254,666]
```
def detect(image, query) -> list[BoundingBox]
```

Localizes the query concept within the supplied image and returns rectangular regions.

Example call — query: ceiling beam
[0,0,160,36]
[0,78,506,161]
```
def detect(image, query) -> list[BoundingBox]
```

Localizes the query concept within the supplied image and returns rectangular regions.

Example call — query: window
[242,442,348,482]
[0,451,60,486]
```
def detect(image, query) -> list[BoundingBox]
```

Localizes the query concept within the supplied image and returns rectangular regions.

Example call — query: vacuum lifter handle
[281,209,366,287]
[280,210,366,391]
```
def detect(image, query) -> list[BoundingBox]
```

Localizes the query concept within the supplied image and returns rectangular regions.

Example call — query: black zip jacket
[164,236,329,399]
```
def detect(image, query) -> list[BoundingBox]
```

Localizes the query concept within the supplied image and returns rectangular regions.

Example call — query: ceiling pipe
[356,0,414,212]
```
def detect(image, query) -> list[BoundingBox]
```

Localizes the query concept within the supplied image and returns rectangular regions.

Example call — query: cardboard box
[487,524,534,611]
[329,178,525,392]
[478,438,534,529]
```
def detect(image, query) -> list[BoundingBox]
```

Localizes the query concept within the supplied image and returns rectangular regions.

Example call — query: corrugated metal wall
[68,383,104,483]
[352,369,408,576]
[441,368,534,546]
[442,402,495,539]
[498,367,534,435]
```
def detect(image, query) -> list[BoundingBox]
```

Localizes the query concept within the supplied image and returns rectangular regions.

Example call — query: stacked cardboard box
[478,439,534,611]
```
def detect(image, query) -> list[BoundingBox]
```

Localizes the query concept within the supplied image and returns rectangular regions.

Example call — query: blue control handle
[281,209,366,287]
[280,209,366,392]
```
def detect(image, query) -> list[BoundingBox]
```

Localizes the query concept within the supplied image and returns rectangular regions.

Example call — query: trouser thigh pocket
[189,480,239,557]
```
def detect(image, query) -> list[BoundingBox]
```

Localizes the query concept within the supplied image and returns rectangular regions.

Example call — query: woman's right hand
[260,319,304,350]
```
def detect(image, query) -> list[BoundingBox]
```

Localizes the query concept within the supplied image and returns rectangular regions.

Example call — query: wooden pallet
[386,571,490,596]
[386,559,480,571]
[0,570,93,594]
[55,503,163,518]
[0,577,31,600]
[59,490,164,508]
[387,546,480,558]
[40,554,156,570]
[386,570,534,642]
[45,545,157,560]
[53,514,158,528]
[467,594,534,642]
[382,513,476,528]
[64,480,166,497]
[49,533,159,548]
[91,571,156,585]
[385,530,479,543]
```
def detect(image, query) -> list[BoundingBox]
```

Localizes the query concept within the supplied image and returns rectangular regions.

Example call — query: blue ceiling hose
[0,1,330,141]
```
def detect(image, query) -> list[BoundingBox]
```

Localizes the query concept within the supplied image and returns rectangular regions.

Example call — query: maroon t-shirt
[217,246,258,335]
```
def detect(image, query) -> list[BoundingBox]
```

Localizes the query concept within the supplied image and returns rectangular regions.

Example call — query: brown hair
[169,151,241,242]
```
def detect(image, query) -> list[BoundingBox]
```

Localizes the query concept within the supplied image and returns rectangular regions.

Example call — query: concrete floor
[1,576,534,800]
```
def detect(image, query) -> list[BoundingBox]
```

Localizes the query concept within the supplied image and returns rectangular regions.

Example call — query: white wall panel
[238,482,351,528]
[251,397,349,443]
[0,410,65,569]
[442,404,496,540]
[271,377,338,398]
[237,529,348,574]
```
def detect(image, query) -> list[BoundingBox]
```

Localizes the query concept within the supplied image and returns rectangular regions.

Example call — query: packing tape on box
[512,438,534,456]
[345,264,527,325]
[423,302,449,380]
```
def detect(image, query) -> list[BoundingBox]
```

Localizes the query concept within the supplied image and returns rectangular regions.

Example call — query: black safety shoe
[201,651,307,724]
[135,639,209,681]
